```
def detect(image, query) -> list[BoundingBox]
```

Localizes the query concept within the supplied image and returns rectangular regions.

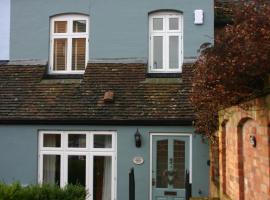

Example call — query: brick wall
[211,136,220,187]
[210,94,270,200]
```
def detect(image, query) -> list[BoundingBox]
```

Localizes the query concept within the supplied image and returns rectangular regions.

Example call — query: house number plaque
[133,156,144,165]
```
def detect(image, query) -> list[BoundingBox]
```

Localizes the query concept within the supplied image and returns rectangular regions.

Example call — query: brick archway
[237,117,263,200]
[237,117,252,200]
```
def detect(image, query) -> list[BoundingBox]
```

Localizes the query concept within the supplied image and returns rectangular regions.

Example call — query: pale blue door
[152,135,190,200]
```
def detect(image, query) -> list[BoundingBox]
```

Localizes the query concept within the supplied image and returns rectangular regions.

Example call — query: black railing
[185,170,192,200]
[129,168,135,200]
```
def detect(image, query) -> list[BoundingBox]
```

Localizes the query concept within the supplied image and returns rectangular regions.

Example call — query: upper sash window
[149,12,183,73]
[50,14,89,74]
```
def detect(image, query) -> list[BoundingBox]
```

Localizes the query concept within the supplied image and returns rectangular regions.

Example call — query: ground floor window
[38,131,116,200]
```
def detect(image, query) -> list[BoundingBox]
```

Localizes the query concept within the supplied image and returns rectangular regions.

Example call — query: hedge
[0,182,87,200]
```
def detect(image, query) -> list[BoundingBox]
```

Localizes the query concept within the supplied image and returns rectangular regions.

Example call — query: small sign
[133,156,144,165]
[194,9,204,24]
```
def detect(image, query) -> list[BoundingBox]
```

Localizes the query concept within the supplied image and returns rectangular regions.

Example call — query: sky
[0,0,10,60]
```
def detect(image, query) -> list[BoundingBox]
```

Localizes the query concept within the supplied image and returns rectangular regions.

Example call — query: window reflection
[68,134,86,148]
[156,140,168,188]
[68,155,86,186]
[43,134,61,147]
[94,135,112,148]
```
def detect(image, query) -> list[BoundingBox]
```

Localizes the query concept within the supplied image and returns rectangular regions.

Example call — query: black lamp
[249,135,256,148]
[134,129,142,148]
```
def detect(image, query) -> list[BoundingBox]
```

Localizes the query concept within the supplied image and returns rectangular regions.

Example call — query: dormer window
[149,12,183,73]
[49,14,89,74]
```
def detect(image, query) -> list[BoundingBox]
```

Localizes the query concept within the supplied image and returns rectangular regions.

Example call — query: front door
[152,135,190,200]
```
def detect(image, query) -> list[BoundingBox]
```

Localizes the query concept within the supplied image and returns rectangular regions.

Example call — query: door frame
[149,133,193,200]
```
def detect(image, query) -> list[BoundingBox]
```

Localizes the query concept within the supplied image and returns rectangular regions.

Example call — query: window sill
[146,72,181,78]
[44,74,84,79]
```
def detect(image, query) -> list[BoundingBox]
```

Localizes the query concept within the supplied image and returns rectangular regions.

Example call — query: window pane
[68,134,86,148]
[43,134,61,147]
[153,18,163,30]
[94,156,112,200]
[173,140,185,189]
[153,36,163,69]
[73,20,86,32]
[72,38,86,71]
[156,140,168,188]
[53,39,67,71]
[43,155,61,185]
[54,21,67,33]
[94,135,112,148]
[169,18,179,30]
[169,36,179,69]
[68,155,86,186]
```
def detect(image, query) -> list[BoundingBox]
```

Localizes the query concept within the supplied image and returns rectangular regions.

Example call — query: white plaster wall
[0,0,10,60]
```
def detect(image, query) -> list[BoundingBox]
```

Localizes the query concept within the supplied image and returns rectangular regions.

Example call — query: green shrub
[0,182,87,200]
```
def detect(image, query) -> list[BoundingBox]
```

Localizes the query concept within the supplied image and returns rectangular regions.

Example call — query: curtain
[102,156,112,200]
[43,136,57,184]
[101,136,112,200]
[43,155,56,184]
[104,135,111,148]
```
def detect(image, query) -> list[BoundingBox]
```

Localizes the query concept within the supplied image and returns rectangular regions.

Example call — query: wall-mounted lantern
[249,135,256,148]
[134,129,142,148]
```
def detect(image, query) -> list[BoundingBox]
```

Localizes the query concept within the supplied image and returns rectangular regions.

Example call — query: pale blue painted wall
[10,0,90,61]
[0,0,10,60]
[10,0,214,61]
[0,125,209,199]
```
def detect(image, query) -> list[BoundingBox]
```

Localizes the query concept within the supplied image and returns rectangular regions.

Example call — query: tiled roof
[215,0,233,26]
[0,63,194,124]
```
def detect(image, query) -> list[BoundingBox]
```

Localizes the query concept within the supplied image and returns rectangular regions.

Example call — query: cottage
[0,0,213,200]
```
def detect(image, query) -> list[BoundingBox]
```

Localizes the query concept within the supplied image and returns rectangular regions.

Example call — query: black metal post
[185,170,192,200]
[129,168,135,200]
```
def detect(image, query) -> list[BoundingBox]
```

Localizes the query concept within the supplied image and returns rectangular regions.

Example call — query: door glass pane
[94,156,112,200]
[169,36,179,69]
[43,155,61,185]
[68,155,86,186]
[173,140,185,189]
[169,18,179,30]
[153,18,163,30]
[72,38,86,71]
[156,140,168,188]
[54,21,67,33]
[53,39,67,71]
[153,36,163,69]
[73,20,87,32]
[43,134,61,148]
[94,135,112,148]
[68,134,86,148]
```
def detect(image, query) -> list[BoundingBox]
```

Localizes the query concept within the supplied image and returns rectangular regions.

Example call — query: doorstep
[190,198,220,200]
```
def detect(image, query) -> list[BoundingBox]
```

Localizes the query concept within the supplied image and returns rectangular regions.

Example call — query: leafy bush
[191,0,270,138]
[0,182,87,200]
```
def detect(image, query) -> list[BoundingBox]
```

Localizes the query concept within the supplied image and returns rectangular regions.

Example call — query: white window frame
[149,12,183,73]
[49,14,89,74]
[38,131,117,200]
